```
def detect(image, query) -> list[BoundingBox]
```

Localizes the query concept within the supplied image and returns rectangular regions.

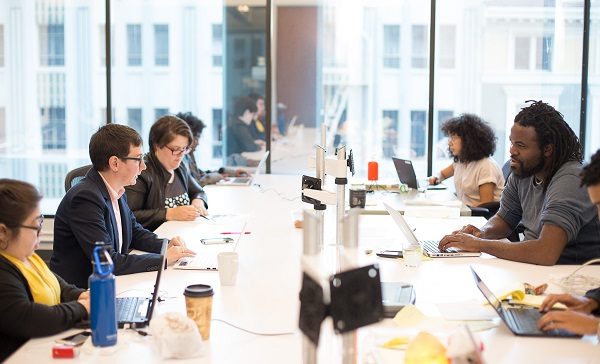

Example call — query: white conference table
[8,174,600,363]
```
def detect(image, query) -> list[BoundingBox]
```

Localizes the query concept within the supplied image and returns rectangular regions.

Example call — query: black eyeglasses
[120,154,147,166]
[19,215,44,237]
[164,145,191,156]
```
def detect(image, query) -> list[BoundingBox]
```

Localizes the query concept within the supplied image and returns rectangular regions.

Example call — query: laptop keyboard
[421,239,459,254]
[504,307,542,334]
[117,297,142,322]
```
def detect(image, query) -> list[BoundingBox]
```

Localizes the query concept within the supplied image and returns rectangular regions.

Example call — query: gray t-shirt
[497,161,600,264]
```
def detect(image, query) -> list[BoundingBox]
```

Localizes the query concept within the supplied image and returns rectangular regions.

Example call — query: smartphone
[376,250,403,259]
[55,331,90,346]
[201,237,234,245]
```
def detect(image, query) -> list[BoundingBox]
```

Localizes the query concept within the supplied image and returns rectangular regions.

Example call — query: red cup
[368,161,378,181]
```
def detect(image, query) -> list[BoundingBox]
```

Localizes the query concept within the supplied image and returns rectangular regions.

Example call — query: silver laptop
[173,223,247,270]
[470,267,580,338]
[383,202,480,258]
[217,151,269,186]
[117,239,167,327]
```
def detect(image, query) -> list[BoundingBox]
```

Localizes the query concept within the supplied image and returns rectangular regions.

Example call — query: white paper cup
[217,252,239,286]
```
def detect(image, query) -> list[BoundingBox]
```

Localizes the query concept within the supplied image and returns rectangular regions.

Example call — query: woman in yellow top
[0,179,90,360]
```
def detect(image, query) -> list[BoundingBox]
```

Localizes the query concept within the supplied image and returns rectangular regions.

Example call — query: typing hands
[438,231,483,252]
[537,293,600,335]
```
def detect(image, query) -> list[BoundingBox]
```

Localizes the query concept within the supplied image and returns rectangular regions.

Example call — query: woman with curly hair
[428,114,505,206]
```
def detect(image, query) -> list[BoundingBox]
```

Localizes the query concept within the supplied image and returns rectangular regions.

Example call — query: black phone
[376,250,403,259]
[55,331,90,346]
[201,237,234,245]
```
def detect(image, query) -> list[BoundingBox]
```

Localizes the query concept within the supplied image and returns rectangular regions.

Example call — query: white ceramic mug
[217,252,239,285]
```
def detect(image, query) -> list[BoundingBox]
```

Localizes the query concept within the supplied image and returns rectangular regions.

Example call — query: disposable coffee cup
[349,188,366,208]
[217,252,239,286]
[184,284,214,340]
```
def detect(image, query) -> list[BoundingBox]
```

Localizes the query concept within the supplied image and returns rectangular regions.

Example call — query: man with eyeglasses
[50,124,196,289]
[125,115,209,231]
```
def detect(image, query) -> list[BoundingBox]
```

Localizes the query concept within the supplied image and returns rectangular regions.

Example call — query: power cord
[257,185,300,201]
[551,258,600,295]
[211,318,295,336]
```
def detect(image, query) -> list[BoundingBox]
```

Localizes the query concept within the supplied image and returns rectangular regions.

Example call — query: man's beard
[510,155,545,179]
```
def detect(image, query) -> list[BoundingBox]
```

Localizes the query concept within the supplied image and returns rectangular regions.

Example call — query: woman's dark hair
[514,100,583,191]
[0,179,42,234]
[149,115,193,153]
[581,149,600,187]
[89,124,143,171]
[175,112,205,139]
[441,114,497,163]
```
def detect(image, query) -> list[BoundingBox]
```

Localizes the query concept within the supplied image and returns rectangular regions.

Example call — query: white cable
[551,258,600,295]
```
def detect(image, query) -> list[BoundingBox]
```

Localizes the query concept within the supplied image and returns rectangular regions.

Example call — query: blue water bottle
[89,244,118,347]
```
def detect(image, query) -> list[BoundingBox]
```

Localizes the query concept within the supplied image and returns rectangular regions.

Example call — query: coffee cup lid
[184,284,214,298]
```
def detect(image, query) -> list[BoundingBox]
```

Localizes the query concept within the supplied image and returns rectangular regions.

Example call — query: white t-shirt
[453,157,505,206]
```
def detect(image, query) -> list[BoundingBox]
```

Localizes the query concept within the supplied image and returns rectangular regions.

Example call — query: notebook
[173,223,247,270]
[116,239,167,328]
[383,202,480,258]
[392,157,446,190]
[217,151,269,186]
[470,267,581,338]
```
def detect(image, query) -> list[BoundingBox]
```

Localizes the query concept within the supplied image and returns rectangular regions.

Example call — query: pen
[220,232,251,235]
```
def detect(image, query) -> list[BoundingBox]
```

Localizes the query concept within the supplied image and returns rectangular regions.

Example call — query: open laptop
[470,267,581,338]
[383,202,480,258]
[217,151,269,186]
[382,282,416,318]
[392,157,446,191]
[173,222,247,270]
[116,239,167,328]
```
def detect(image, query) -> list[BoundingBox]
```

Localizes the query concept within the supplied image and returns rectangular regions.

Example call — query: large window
[432,0,582,176]
[0,1,104,213]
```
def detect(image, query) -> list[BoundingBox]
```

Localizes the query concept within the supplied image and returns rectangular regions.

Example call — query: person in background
[438,100,600,265]
[537,149,600,335]
[0,179,89,360]
[248,93,266,141]
[226,96,264,165]
[51,124,194,288]
[126,115,208,231]
[428,114,505,207]
[176,112,247,186]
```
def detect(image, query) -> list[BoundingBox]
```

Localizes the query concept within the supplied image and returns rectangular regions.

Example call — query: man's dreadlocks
[514,100,583,191]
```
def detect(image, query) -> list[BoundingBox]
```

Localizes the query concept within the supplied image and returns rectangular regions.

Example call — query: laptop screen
[392,158,418,189]
[147,239,168,322]
[471,267,502,311]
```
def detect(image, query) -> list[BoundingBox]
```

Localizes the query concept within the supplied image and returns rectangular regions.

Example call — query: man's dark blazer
[50,168,164,288]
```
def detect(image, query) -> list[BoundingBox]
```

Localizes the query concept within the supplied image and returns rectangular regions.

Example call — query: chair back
[502,159,512,181]
[64,165,92,192]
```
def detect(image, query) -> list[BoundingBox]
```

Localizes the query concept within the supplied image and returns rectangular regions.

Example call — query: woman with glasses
[126,115,208,231]
[0,179,89,360]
